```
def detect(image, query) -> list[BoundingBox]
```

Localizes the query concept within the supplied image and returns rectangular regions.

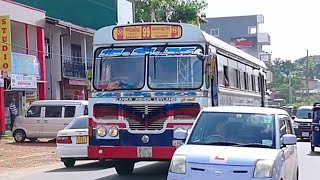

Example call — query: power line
[0,41,94,61]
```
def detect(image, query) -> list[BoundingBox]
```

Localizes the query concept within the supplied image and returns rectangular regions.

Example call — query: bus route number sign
[112,24,182,40]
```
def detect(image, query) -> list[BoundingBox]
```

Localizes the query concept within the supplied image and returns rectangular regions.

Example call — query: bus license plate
[76,136,87,144]
[302,132,309,137]
[137,147,152,158]
[172,140,184,148]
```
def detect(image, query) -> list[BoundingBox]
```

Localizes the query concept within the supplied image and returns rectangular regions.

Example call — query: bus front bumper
[88,146,177,160]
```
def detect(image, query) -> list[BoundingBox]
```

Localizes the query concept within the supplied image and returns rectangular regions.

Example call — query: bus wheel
[114,160,135,176]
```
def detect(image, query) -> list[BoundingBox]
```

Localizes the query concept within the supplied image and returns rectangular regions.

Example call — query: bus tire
[114,160,134,176]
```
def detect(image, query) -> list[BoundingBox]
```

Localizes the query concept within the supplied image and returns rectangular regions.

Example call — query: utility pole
[306,49,310,105]
[288,73,292,104]
[151,10,156,21]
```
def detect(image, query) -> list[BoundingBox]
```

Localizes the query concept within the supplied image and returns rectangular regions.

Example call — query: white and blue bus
[88,22,268,175]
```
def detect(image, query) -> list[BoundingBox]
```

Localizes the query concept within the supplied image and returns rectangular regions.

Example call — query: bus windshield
[148,45,203,89]
[93,47,145,90]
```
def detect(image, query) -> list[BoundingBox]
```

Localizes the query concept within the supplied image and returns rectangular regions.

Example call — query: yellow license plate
[76,136,87,144]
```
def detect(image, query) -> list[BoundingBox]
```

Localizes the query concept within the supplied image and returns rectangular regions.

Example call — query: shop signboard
[11,74,37,90]
[11,52,40,78]
[0,15,12,72]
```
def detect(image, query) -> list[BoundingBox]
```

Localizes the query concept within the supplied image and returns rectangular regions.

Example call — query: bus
[88,22,268,175]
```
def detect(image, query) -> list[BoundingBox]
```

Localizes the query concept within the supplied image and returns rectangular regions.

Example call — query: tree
[135,0,208,26]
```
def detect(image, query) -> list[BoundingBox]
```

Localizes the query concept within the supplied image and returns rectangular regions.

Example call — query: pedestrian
[9,98,18,131]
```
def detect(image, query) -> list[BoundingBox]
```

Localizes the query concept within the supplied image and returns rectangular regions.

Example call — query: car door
[279,115,295,180]
[42,105,63,137]
[284,115,297,179]
[23,105,43,138]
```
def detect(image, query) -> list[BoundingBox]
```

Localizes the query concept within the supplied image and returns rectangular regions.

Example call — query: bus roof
[93,22,267,69]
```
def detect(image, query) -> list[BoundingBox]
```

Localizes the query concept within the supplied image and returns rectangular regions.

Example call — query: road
[1,141,319,180]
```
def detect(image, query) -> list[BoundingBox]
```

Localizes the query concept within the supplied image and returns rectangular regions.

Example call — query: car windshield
[187,112,276,148]
[93,47,145,90]
[148,45,203,89]
[296,108,313,119]
[65,116,88,129]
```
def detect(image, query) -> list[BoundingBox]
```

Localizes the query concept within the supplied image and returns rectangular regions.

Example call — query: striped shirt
[9,103,18,115]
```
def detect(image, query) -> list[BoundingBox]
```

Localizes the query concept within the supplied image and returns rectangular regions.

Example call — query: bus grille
[123,105,168,130]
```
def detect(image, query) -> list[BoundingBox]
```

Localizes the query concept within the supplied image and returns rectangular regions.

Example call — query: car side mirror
[174,129,188,140]
[282,134,297,146]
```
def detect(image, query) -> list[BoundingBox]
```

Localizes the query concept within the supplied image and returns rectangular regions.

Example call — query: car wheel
[114,160,135,176]
[63,159,76,168]
[13,130,26,143]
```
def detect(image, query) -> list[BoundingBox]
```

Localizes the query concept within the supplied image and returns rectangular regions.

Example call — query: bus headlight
[97,126,107,137]
[253,159,274,178]
[108,126,119,137]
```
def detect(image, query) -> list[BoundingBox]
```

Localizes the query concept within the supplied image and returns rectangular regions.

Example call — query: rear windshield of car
[296,108,313,119]
[66,116,88,129]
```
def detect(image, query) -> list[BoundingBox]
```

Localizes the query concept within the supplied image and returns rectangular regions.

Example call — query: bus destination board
[112,24,182,40]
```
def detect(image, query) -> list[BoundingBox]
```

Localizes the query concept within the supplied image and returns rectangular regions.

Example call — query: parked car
[167,106,299,180]
[12,100,88,143]
[292,106,313,139]
[56,115,89,167]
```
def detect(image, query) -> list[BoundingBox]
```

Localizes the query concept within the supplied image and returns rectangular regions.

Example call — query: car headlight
[97,126,107,137]
[293,121,299,128]
[108,126,119,137]
[169,155,186,174]
[253,159,274,178]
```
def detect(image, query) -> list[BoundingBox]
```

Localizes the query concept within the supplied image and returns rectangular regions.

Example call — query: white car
[167,106,299,180]
[56,115,89,167]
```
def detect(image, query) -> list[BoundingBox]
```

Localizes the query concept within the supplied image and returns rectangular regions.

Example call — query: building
[200,14,272,63]
[0,0,46,134]
[13,0,135,100]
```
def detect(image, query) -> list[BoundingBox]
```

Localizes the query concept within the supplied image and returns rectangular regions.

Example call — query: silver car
[167,106,299,180]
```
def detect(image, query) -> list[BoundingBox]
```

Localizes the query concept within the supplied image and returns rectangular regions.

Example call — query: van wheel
[29,138,37,142]
[311,144,315,152]
[114,160,135,176]
[62,159,76,168]
[13,130,26,143]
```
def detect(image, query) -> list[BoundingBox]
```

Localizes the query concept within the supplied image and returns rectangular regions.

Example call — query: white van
[12,100,88,143]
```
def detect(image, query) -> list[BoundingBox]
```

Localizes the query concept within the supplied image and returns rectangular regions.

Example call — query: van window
[45,106,62,118]
[65,106,76,117]
[26,106,41,117]
[84,105,88,115]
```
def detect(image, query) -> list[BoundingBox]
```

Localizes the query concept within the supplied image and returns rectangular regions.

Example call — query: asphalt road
[2,140,320,180]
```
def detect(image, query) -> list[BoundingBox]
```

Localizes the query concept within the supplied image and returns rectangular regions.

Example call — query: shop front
[4,53,40,131]
[63,79,88,100]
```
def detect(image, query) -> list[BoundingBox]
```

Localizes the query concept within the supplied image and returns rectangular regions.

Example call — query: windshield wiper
[153,43,168,78]
[235,143,272,149]
[194,141,240,146]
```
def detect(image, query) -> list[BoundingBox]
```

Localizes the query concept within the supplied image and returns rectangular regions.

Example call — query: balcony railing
[63,60,92,79]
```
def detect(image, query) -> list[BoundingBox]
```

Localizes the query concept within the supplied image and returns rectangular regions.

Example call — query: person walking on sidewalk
[9,98,18,131]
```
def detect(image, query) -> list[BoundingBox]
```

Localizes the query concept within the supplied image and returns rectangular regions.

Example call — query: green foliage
[135,0,208,26]
[269,55,320,105]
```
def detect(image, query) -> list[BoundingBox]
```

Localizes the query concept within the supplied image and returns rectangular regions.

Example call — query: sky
[203,0,320,61]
